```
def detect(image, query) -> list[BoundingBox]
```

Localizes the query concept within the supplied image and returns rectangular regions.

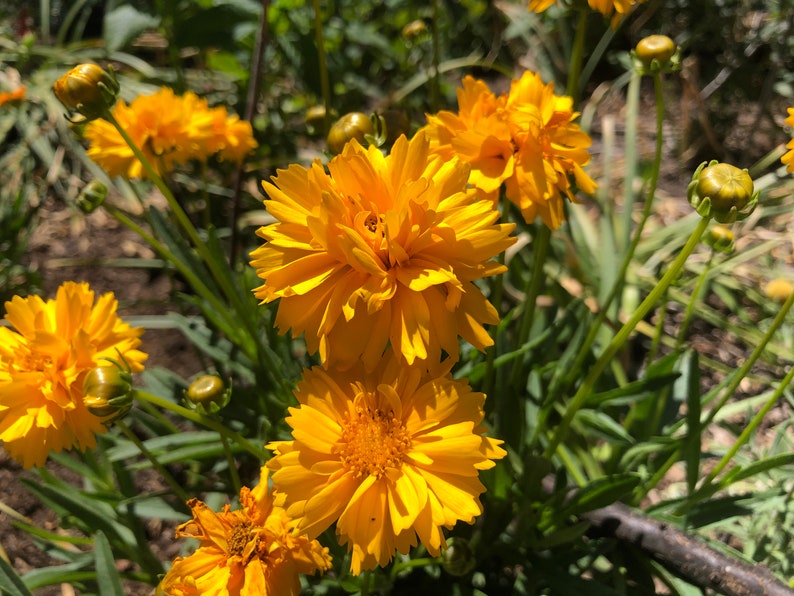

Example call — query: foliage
[1,0,794,595]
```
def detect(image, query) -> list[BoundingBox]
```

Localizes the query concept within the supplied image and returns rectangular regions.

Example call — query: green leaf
[0,555,32,596]
[561,474,641,517]
[681,350,702,495]
[22,561,95,591]
[720,453,794,487]
[94,531,125,596]
[574,409,635,445]
[103,6,160,53]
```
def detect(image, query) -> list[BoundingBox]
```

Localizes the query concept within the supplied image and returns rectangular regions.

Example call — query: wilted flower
[250,132,515,370]
[422,72,597,229]
[83,87,257,179]
[0,282,147,468]
[158,469,332,596]
[53,63,119,121]
[782,108,794,173]
[266,355,506,575]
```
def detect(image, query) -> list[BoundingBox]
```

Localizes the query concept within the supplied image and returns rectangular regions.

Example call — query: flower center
[17,350,53,373]
[228,521,255,558]
[336,398,411,479]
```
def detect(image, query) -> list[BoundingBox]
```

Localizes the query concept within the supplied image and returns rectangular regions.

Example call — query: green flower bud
[185,375,230,414]
[633,35,680,75]
[687,161,758,224]
[703,224,735,253]
[327,112,374,154]
[442,537,476,577]
[83,365,133,423]
[76,180,108,214]
[53,63,119,122]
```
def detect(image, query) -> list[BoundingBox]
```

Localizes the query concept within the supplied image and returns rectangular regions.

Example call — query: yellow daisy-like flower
[422,72,597,229]
[158,469,332,596]
[249,132,515,370]
[84,87,256,179]
[0,282,147,468]
[528,0,641,19]
[0,86,25,108]
[782,107,794,173]
[266,356,506,575]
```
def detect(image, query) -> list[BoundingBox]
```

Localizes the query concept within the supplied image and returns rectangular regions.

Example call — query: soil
[2,76,794,595]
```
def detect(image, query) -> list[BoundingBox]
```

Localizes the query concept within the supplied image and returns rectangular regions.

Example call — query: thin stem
[220,432,243,496]
[133,390,268,461]
[482,193,510,397]
[115,420,191,505]
[430,0,442,112]
[312,0,332,135]
[544,217,710,459]
[567,7,588,103]
[675,250,715,350]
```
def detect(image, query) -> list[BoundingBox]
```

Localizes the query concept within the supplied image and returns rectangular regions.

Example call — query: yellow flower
[0,86,25,108]
[422,72,597,229]
[529,0,641,19]
[266,356,506,575]
[249,132,515,370]
[158,469,332,596]
[0,282,147,468]
[83,87,256,179]
[782,108,794,173]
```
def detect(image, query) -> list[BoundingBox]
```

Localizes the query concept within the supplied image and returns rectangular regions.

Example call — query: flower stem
[115,419,191,505]
[675,250,715,350]
[312,0,332,136]
[543,216,710,460]
[566,7,588,103]
[132,390,268,461]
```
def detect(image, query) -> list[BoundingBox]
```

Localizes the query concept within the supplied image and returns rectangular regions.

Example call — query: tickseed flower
[158,469,332,596]
[0,282,147,468]
[0,86,25,108]
[764,278,794,305]
[687,161,758,224]
[250,132,515,370]
[83,87,257,179]
[422,72,597,229]
[266,356,506,575]
[529,0,642,23]
[782,108,794,173]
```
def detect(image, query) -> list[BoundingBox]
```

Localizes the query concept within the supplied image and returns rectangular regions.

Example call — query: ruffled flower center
[337,397,411,479]
[228,520,257,561]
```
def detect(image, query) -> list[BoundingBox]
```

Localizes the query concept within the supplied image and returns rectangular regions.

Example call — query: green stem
[430,0,442,112]
[220,432,243,496]
[674,250,715,350]
[115,420,191,505]
[132,390,268,461]
[312,0,332,135]
[543,217,710,459]
[482,193,510,397]
[566,7,588,103]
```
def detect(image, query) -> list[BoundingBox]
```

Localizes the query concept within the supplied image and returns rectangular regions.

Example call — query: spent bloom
[266,356,506,574]
[782,108,794,173]
[0,282,147,468]
[250,132,515,370]
[158,469,332,596]
[422,72,597,229]
[83,87,257,179]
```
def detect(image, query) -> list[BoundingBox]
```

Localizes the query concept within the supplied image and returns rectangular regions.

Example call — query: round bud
[636,35,676,68]
[185,375,230,414]
[687,161,758,224]
[327,112,374,154]
[53,63,119,121]
[764,278,794,305]
[83,365,133,421]
[77,180,108,214]
[703,224,735,253]
[402,20,427,39]
[442,537,476,577]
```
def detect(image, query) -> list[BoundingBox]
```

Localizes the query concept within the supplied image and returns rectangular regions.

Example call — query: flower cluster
[158,470,331,595]
[421,71,597,229]
[84,87,257,179]
[0,282,147,468]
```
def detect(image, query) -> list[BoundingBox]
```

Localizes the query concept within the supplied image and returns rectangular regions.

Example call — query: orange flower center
[347,194,390,266]
[228,520,256,559]
[18,350,53,373]
[337,400,411,479]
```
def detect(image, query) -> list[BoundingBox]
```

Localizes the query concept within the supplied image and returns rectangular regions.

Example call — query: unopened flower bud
[764,278,794,305]
[687,161,758,224]
[185,375,230,414]
[442,537,476,577]
[53,63,119,122]
[703,224,735,253]
[83,365,133,422]
[76,180,108,214]
[402,19,427,39]
[305,105,328,136]
[634,35,678,74]
[327,112,374,154]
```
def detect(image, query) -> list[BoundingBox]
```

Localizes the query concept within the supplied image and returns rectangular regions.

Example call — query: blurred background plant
[1,0,794,594]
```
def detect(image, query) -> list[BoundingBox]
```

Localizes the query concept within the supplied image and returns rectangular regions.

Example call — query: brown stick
[581,501,794,596]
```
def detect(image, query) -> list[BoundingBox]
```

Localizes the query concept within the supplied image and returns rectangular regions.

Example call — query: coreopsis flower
[0,86,25,108]
[529,0,641,21]
[0,282,147,468]
[83,87,256,178]
[266,356,506,575]
[782,108,794,173]
[422,72,597,229]
[250,132,515,370]
[158,469,332,596]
